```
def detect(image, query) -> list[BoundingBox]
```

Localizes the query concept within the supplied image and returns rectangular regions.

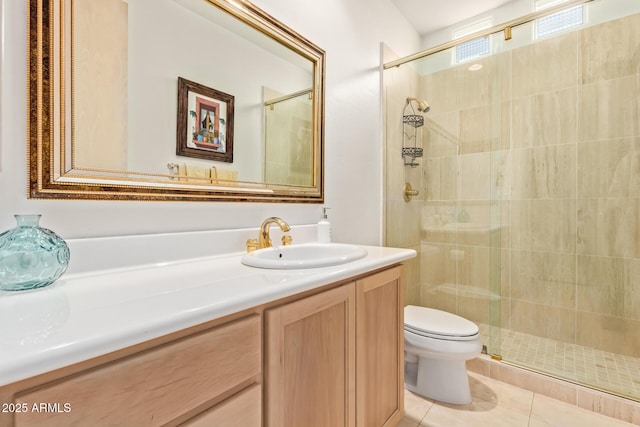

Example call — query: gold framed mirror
[28,0,325,202]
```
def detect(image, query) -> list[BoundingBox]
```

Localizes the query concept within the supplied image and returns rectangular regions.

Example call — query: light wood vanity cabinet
[5,315,262,427]
[265,265,404,427]
[1,265,404,427]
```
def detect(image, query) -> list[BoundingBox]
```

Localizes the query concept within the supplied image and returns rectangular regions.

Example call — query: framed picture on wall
[176,77,234,163]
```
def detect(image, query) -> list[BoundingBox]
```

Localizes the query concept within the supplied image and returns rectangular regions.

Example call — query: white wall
[127,0,313,181]
[420,0,529,49]
[0,0,419,244]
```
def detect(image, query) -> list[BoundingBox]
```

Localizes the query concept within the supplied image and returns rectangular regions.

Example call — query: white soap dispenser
[317,207,331,243]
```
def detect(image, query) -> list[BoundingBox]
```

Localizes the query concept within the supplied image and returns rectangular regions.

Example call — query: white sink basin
[241,243,368,269]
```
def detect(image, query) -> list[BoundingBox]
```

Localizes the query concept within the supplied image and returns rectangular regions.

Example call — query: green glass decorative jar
[0,215,70,291]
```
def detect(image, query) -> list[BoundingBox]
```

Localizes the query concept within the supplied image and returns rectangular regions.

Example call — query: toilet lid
[404,305,479,339]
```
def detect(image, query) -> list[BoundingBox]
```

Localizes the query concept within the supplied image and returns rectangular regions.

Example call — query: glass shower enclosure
[383,0,640,402]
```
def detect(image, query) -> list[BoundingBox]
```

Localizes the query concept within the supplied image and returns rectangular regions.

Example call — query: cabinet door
[265,284,356,427]
[356,266,404,427]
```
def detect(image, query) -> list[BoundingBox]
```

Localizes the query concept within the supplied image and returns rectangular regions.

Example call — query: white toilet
[404,305,482,405]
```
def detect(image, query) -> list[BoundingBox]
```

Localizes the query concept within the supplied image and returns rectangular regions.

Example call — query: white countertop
[0,226,415,387]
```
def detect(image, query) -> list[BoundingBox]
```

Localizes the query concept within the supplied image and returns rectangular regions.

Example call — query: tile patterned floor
[478,324,640,401]
[399,372,637,427]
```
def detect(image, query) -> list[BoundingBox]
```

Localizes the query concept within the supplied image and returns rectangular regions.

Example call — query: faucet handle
[246,238,259,253]
[281,235,293,246]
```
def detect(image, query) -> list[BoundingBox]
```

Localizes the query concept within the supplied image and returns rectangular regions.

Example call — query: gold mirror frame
[28,0,325,202]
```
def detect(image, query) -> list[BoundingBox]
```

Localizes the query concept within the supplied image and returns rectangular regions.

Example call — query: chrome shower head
[406,97,430,113]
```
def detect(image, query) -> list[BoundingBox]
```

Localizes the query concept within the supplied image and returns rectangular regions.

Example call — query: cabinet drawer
[14,315,261,426]
[181,384,261,427]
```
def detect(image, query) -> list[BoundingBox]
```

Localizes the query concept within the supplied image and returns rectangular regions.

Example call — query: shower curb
[467,354,640,425]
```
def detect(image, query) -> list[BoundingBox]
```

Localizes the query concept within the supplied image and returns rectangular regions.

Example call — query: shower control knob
[403,182,419,202]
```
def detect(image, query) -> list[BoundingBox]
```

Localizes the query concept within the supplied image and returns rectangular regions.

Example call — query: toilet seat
[404,305,479,341]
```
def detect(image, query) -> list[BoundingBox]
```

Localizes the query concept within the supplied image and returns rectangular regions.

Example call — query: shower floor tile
[478,324,640,401]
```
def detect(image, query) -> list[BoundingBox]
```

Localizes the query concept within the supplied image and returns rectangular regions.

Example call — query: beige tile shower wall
[511,87,578,149]
[512,32,578,98]
[74,0,128,170]
[573,12,640,358]
[417,12,640,359]
[579,13,640,84]
[264,97,313,186]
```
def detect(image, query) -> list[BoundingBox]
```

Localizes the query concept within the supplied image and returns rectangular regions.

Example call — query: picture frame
[176,77,234,163]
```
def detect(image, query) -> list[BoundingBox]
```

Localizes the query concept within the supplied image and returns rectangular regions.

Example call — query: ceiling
[391,0,516,35]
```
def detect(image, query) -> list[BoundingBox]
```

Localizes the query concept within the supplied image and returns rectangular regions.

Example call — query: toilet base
[405,357,472,405]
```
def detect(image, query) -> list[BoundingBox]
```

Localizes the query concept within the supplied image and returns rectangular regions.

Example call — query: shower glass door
[485,1,640,400]
[384,0,640,401]
[383,36,507,359]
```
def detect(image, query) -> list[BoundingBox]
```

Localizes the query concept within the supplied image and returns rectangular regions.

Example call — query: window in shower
[453,17,491,64]
[535,0,584,38]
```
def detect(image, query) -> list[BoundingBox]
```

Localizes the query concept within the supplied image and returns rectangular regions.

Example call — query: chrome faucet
[258,217,291,249]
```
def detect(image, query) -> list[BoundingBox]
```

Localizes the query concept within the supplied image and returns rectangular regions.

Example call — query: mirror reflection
[28,0,325,202]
